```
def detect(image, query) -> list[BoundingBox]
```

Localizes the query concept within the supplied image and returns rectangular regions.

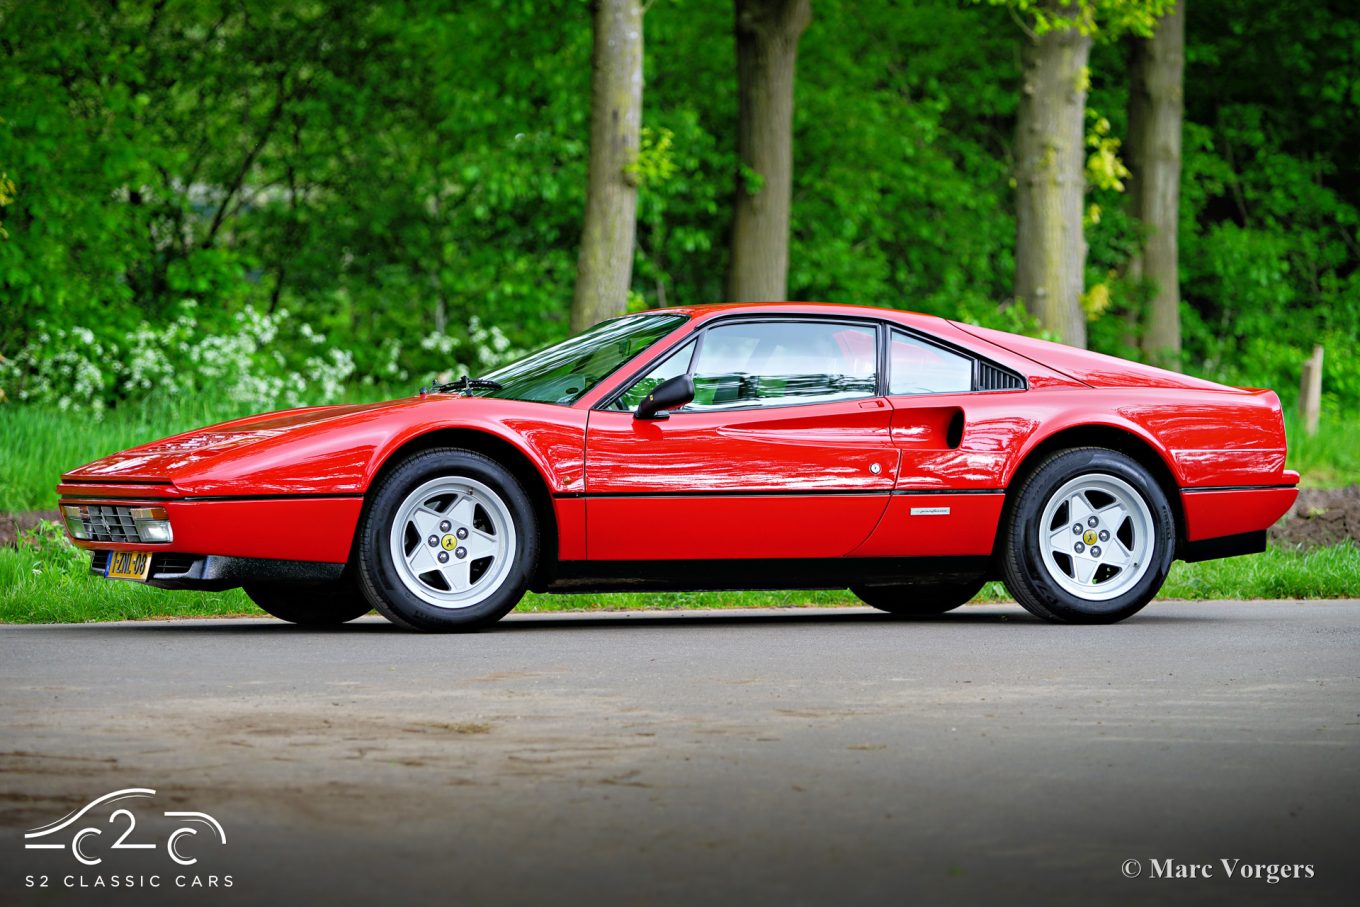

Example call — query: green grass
[0,523,254,622]
[2,402,1358,513]
[2,521,1357,624]
[0,400,270,512]
[1284,414,1360,488]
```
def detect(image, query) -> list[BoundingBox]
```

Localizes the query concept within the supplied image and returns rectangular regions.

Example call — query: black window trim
[595,314,884,413]
[593,312,1027,413]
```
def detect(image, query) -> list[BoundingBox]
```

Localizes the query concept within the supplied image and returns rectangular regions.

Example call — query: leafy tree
[572,0,644,331]
[1126,0,1185,370]
[982,0,1169,347]
[726,0,812,302]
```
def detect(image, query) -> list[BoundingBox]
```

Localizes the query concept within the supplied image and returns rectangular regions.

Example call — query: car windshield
[476,313,689,405]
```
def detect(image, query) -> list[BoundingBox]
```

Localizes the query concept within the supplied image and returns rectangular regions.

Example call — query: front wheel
[244,576,372,625]
[851,578,986,616]
[1000,447,1175,624]
[355,448,538,632]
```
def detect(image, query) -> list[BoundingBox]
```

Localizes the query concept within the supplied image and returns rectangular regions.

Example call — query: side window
[687,321,878,410]
[610,341,696,412]
[889,329,973,395]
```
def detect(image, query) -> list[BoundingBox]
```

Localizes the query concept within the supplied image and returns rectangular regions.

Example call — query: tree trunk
[1014,4,1092,348]
[725,0,812,302]
[1127,0,1185,370]
[571,0,644,333]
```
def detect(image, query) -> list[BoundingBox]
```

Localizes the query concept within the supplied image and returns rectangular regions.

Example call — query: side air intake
[976,361,1026,391]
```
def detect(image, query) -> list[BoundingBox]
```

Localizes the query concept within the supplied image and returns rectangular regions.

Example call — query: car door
[584,318,899,561]
[849,327,1014,558]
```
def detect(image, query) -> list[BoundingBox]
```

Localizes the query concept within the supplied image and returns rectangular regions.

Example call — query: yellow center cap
[441,534,457,550]
[1083,530,1098,546]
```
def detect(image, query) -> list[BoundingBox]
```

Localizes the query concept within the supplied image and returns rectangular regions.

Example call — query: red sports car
[58,303,1297,630]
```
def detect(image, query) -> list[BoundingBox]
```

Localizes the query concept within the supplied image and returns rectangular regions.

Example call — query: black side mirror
[635,374,695,421]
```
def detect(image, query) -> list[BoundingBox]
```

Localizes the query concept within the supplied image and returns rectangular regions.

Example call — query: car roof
[653,302,946,332]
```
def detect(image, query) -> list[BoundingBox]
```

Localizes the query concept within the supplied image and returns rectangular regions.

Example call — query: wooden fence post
[1299,344,1324,436]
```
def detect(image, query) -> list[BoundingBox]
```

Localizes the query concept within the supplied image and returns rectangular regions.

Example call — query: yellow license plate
[106,550,152,582]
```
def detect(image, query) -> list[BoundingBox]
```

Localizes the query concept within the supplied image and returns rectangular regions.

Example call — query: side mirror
[635,374,695,421]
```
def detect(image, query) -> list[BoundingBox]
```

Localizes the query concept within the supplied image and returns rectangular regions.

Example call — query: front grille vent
[154,554,197,576]
[79,505,143,543]
[976,361,1026,391]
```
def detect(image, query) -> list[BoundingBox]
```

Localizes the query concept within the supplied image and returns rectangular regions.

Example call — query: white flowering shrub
[0,302,356,412]
[416,316,522,386]
[0,302,529,412]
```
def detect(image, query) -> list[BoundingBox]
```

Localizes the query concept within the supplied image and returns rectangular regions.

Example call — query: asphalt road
[2,601,1358,906]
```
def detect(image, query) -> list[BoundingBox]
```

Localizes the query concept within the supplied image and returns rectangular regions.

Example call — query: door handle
[858,399,887,410]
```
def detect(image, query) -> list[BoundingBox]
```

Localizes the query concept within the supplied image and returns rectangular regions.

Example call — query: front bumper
[89,550,345,590]
[56,492,363,564]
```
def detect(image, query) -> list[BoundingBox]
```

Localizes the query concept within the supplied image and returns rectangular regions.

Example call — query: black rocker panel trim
[539,556,994,593]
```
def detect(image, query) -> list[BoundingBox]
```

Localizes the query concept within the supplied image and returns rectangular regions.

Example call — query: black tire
[355,448,538,632]
[244,576,372,625]
[851,578,986,616]
[1000,447,1175,624]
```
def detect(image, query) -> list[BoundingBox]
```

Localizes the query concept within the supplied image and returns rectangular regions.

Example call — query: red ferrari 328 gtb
[58,303,1297,630]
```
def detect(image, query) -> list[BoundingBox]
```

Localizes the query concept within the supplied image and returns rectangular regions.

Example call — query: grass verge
[0,400,268,512]
[2,404,1358,513]
[2,522,1357,624]
[1285,414,1360,488]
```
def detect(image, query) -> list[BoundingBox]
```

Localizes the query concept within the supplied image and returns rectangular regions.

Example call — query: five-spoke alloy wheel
[356,448,538,631]
[1001,447,1175,624]
[388,476,517,610]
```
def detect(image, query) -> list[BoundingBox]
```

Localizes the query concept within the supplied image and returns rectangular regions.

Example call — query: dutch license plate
[106,550,152,582]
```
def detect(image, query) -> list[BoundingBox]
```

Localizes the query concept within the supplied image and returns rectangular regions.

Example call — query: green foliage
[0,169,15,240]
[975,0,1172,39]
[626,127,678,189]
[0,0,1355,414]
[1084,112,1130,193]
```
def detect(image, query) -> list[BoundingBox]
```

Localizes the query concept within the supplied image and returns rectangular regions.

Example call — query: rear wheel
[244,577,372,625]
[851,578,986,616]
[356,448,538,632]
[1001,447,1175,624]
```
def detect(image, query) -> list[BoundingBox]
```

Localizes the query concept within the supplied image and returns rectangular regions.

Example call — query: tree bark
[725,0,812,303]
[571,0,644,333]
[1013,3,1091,348]
[1127,0,1185,370]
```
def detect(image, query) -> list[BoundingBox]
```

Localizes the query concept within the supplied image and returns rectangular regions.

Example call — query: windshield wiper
[422,375,505,396]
